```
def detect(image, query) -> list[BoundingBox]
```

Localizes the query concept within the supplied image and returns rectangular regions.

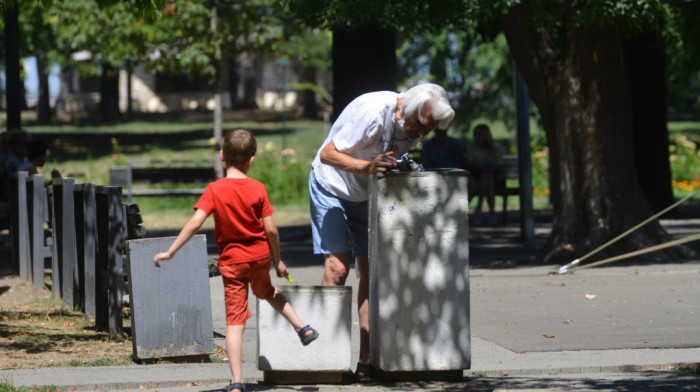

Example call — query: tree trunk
[227,53,240,108]
[99,63,121,123]
[36,51,52,125]
[501,4,693,265]
[625,33,675,214]
[301,65,318,119]
[4,3,21,130]
[332,26,396,119]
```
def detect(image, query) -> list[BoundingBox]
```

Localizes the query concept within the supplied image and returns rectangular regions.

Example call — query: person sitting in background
[0,129,30,229]
[465,123,505,226]
[1,129,29,177]
[18,140,61,179]
[420,127,465,170]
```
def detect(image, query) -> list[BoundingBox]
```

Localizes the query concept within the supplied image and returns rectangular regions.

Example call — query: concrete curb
[2,354,699,391]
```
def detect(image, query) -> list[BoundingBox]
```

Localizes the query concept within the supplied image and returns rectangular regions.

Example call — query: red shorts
[219,258,276,325]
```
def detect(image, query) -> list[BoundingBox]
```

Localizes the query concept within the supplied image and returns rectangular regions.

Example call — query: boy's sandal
[354,362,374,383]
[226,382,245,392]
[298,325,319,346]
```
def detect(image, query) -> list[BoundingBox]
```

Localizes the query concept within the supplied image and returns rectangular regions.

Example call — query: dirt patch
[0,273,228,370]
[0,274,134,369]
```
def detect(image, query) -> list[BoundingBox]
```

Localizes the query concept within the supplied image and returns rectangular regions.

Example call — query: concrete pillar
[368,170,471,375]
[257,286,352,383]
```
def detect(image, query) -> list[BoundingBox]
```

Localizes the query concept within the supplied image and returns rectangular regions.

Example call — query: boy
[153,129,318,392]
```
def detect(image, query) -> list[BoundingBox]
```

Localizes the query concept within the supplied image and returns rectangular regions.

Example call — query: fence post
[95,186,125,337]
[9,171,30,280]
[29,174,49,291]
[49,181,60,297]
[75,183,97,317]
[52,178,79,308]
[75,184,97,318]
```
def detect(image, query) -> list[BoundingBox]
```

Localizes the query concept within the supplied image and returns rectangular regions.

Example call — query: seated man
[420,127,465,170]
[18,140,61,179]
[0,129,29,230]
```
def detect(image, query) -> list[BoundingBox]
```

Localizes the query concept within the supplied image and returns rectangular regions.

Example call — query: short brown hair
[222,129,257,168]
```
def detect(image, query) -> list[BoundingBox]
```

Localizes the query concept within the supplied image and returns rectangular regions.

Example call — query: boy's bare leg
[226,324,245,388]
[266,289,315,337]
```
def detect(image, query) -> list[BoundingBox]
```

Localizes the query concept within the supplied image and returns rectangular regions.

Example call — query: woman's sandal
[298,325,319,346]
[225,382,245,392]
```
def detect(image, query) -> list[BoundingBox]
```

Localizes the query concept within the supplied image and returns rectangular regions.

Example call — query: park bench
[109,159,217,200]
[495,155,520,224]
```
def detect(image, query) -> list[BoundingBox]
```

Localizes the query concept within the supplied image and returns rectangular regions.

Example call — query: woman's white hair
[401,83,455,130]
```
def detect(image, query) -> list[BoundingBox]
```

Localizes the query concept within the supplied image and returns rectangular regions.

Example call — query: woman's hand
[367,152,397,174]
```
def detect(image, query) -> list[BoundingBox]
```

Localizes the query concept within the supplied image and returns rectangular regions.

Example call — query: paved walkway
[2,219,700,391]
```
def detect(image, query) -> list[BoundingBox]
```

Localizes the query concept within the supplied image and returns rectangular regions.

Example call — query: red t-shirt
[194,177,274,265]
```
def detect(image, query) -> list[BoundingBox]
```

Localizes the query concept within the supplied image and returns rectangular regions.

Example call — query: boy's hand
[153,252,172,268]
[275,261,290,278]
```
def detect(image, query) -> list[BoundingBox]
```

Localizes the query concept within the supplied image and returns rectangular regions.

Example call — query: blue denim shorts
[308,169,368,258]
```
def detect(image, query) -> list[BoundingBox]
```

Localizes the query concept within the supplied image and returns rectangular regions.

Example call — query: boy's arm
[262,215,287,277]
[153,209,208,267]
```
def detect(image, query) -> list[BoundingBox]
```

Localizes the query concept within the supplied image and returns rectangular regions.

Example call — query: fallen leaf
[665,365,675,370]
[642,367,656,372]
[178,382,200,387]
[584,294,597,300]
[45,313,52,322]
[543,334,556,338]
[64,322,75,327]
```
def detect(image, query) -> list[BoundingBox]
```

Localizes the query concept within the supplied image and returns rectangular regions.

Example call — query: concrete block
[369,170,471,373]
[257,286,352,372]
[125,235,214,359]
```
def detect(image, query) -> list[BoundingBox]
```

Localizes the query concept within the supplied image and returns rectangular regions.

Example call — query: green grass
[0,381,61,392]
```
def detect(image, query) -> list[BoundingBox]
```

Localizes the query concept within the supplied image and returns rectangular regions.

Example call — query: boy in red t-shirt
[153,129,318,392]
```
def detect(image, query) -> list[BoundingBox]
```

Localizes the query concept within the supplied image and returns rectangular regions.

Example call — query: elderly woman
[309,83,455,381]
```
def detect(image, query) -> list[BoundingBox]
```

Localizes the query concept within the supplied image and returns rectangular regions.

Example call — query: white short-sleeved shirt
[312,91,419,202]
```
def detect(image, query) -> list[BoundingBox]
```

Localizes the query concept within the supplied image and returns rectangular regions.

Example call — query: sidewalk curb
[3,359,699,391]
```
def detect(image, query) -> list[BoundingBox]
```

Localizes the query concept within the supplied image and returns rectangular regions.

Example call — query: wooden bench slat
[109,160,216,200]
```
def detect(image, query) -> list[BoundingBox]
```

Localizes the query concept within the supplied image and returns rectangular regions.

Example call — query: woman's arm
[320,140,396,174]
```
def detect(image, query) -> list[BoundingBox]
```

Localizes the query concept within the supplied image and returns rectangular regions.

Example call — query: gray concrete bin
[368,169,470,377]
